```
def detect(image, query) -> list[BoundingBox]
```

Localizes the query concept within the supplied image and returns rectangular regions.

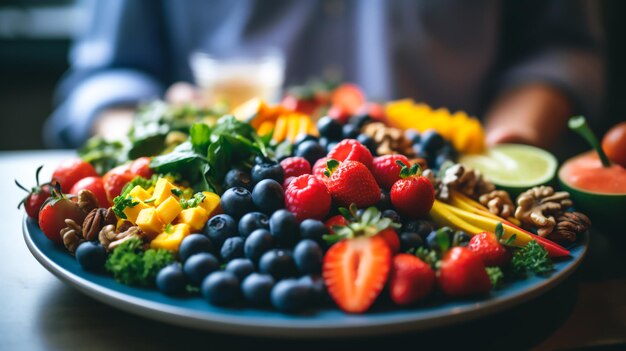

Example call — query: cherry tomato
[103,171,135,202]
[602,121,626,168]
[281,95,319,116]
[38,197,85,244]
[129,157,153,178]
[16,165,53,219]
[331,83,365,115]
[69,176,111,208]
[52,158,98,193]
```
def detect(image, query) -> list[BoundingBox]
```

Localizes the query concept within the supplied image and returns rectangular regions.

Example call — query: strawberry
[280,157,311,179]
[438,247,492,297]
[389,254,435,305]
[285,174,331,221]
[378,228,400,254]
[372,154,410,190]
[327,139,374,170]
[390,161,435,219]
[312,157,328,182]
[324,159,380,208]
[324,214,347,234]
[468,223,512,267]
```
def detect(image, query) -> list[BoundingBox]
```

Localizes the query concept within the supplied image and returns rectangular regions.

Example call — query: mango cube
[136,207,164,236]
[153,178,180,206]
[177,207,209,232]
[150,223,191,252]
[127,185,152,202]
[199,191,221,217]
[123,201,150,224]
[156,196,182,224]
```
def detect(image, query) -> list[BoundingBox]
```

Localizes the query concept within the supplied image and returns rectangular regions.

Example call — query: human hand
[485,84,572,149]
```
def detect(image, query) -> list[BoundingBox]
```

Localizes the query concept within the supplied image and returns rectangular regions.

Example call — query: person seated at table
[44,0,604,150]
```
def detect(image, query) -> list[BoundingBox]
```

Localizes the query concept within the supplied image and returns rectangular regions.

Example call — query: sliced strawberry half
[323,236,391,313]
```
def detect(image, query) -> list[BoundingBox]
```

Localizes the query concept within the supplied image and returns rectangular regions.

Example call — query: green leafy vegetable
[414,247,439,269]
[78,137,128,174]
[511,241,553,276]
[486,266,504,288]
[105,238,174,286]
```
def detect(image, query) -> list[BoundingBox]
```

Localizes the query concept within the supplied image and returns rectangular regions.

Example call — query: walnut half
[515,186,573,237]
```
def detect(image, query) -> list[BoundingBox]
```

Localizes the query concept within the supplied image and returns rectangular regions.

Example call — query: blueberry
[251,163,284,185]
[183,253,220,285]
[294,134,318,146]
[293,240,323,275]
[244,229,274,264]
[403,220,434,239]
[75,241,107,272]
[434,153,452,170]
[238,212,270,238]
[382,209,402,224]
[349,113,371,128]
[299,219,327,245]
[204,214,238,247]
[420,130,445,154]
[223,168,253,190]
[225,258,255,281]
[156,263,186,296]
[356,134,377,155]
[342,124,359,139]
[400,232,424,252]
[453,231,471,247]
[269,209,300,247]
[298,275,327,304]
[241,273,275,305]
[220,237,245,262]
[377,190,392,211]
[405,129,421,145]
[259,249,298,280]
[412,144,430,160]
[325,141,338,153]
[220,187,255,219]
[201,271,240,305]
[251,179,285,215]
[271,279,311,313]
[295,140,326,166]
[426,230,440,250]
[179,234,215,262]
[318,137,330,149]
[316,116,343,140]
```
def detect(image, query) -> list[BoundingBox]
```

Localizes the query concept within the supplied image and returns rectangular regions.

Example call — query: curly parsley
[105,238,174,286]
[512,241,553,276]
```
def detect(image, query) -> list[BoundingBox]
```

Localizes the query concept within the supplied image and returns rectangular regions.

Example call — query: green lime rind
[459,144,558,197]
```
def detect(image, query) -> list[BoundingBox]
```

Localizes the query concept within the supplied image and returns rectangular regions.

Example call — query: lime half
[459,144,558,196]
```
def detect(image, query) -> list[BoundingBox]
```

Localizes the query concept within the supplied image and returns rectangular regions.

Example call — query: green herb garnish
[486,266,504,288]
[105,238,174,286]
[180,192,206,209]
[511,241,553,276]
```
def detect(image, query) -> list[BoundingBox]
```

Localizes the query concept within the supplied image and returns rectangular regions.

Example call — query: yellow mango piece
[150,223,191,252]
[297,115,311,139]
[136,207,164,237]
[199,191,221,217]
[257,120,275,136]
[273,115,288,142]
[177,207,209,232]
[287,114,301,143]
[123,201,151,224]
[232,97,265,123]
[156,196,183,224]
[153,178,180,206]
[128,185,152,202]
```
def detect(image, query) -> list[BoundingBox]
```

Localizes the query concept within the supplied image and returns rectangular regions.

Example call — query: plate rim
[22,216,588,338]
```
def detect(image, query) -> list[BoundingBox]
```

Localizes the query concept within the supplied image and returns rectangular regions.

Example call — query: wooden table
[2,150,625,350]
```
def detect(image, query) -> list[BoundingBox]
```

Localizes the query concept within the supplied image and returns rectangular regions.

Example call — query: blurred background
[0,0,624,151]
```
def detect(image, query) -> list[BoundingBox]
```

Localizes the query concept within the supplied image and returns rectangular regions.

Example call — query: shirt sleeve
[45,0,168,148]
[494,0,604,118]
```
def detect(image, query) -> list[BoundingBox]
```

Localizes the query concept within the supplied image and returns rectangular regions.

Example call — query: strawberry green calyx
[323,159,341,178]
[323,205,400,244]
[396,160,422,179]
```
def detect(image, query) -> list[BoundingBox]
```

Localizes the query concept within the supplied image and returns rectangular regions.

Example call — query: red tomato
[52,158,98,193]
[20,184,52,219]
[331,83,366,115]
[281,95,319,116]
[602,121,626,168]
[103,172,135,203]
[38,197,85,244]
[129,157,153,178]
[69,177,111,208]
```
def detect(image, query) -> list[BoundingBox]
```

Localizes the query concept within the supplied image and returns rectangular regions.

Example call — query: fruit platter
[19,81,619,337]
